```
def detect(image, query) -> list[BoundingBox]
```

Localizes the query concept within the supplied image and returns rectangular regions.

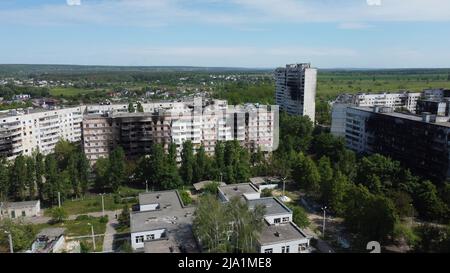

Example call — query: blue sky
[1,0,450,68]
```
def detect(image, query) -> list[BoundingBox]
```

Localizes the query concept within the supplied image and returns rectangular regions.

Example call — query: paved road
[23,210,117,225]
[102,211,119,252]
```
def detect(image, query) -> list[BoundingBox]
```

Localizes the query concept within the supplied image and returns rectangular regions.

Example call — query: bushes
[179,190,193,206]
[50,207,68,223]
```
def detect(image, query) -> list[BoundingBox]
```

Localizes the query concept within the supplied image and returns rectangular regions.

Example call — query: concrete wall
[264,213,292,225]
[260,238,310,253]
[131,229,166,250]
[140,203,159,212]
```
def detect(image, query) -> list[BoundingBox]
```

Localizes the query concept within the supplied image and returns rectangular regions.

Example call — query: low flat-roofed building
[0,200,40,219]
[192,180,226,192]
[29,227,67,253]
[218,183,260,202]
[143,223,199,253]
[138,190,182,212]
[130,190,197,252]
[249,176,280,191]
[258,221,310,253]
[247,197,292,225]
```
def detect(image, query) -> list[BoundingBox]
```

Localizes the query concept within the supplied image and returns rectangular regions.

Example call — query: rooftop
[192,180,226,191]
[0,200,39,209]
[37,227,65,239]
[218,183,259,201]
[350,106,450,128]
[259,222,309,246]
[143,223,199,253]
[247,197,291,216]
[131,190,194,233]
[138,190,183,207]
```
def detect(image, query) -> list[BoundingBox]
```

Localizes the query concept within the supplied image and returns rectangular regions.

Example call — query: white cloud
[367,0,382,6]
[338,22,373,30]
[66,0,81,6]
[0,0,450,29]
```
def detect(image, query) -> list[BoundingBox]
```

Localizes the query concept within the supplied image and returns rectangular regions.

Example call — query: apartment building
[83,99,278,163]
[331,91,421,137]
[275,63,317,122]
[0,106,85,160]
[341,105,450,181]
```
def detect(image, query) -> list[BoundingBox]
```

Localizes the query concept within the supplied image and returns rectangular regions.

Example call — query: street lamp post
[145,180,148,193]
[4,231,13,253]
[57,191,61,208]
[321,206,327,237]
[100,193,105,217]
[88,223,96,251]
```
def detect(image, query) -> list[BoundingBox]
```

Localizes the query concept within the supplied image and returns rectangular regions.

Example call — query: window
[274,218,281,224]
[286,246,290,253]
[298,243,307,252]
[146,234,155,241]
[281,246,286,253]
[22,211,26,217]
[135,236,144,244]
[282,217,289,223]
[264,248,273,253]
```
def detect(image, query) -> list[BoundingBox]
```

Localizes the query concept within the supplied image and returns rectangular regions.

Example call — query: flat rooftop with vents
[247,197,291,217]
[259,221,309,246]
[218,183,260,202]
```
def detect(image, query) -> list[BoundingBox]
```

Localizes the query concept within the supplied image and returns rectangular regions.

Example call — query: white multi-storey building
[0,106,85,160]
[275,63,317,122]
[331,91,421,137]
[82,98,278,164]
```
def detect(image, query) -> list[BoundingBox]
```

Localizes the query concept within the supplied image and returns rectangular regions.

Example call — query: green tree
[109,147,126,192]
[180,141,194,185]
[117,204,130,230]
[226,197,265,253]
[54,139,75,169]
[35,152,45,201]
[292,153,320,193]
[343,184,398,242]
[193,195,231,252]
[193,145,207,183]
[136,102,144,112]
[0,158,10,201]
[50,207,68,223]
[128,102,135,113]
[288,204,310,228]
[9,155,27,201]
[0,218,36,252]
[94,157,110,192]
[25,157,36,200]
[214,141,225,171]
[78,152,90,195]
[311,133,346,163]
[414,180,447,221]
[44,155,61,204]
[318,156,333,202]
[67,153,80,197]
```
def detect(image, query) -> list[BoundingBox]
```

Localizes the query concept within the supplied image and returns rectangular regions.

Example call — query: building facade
[331,91,421,137]
[83,99,278,164]
[275,63,317,122]
[340,106,450,181]
[0,106,85,160]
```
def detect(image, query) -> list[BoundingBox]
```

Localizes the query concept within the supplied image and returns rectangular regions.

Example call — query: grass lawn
[50,87,107,97]
[44,193,135,216]
[33,216,107,252]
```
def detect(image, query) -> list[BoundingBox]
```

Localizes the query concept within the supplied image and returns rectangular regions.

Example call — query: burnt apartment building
[344,106,450,182]
[82,99,277,164]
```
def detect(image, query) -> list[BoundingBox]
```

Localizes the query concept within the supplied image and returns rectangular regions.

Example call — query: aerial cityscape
[1,0,450,263]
